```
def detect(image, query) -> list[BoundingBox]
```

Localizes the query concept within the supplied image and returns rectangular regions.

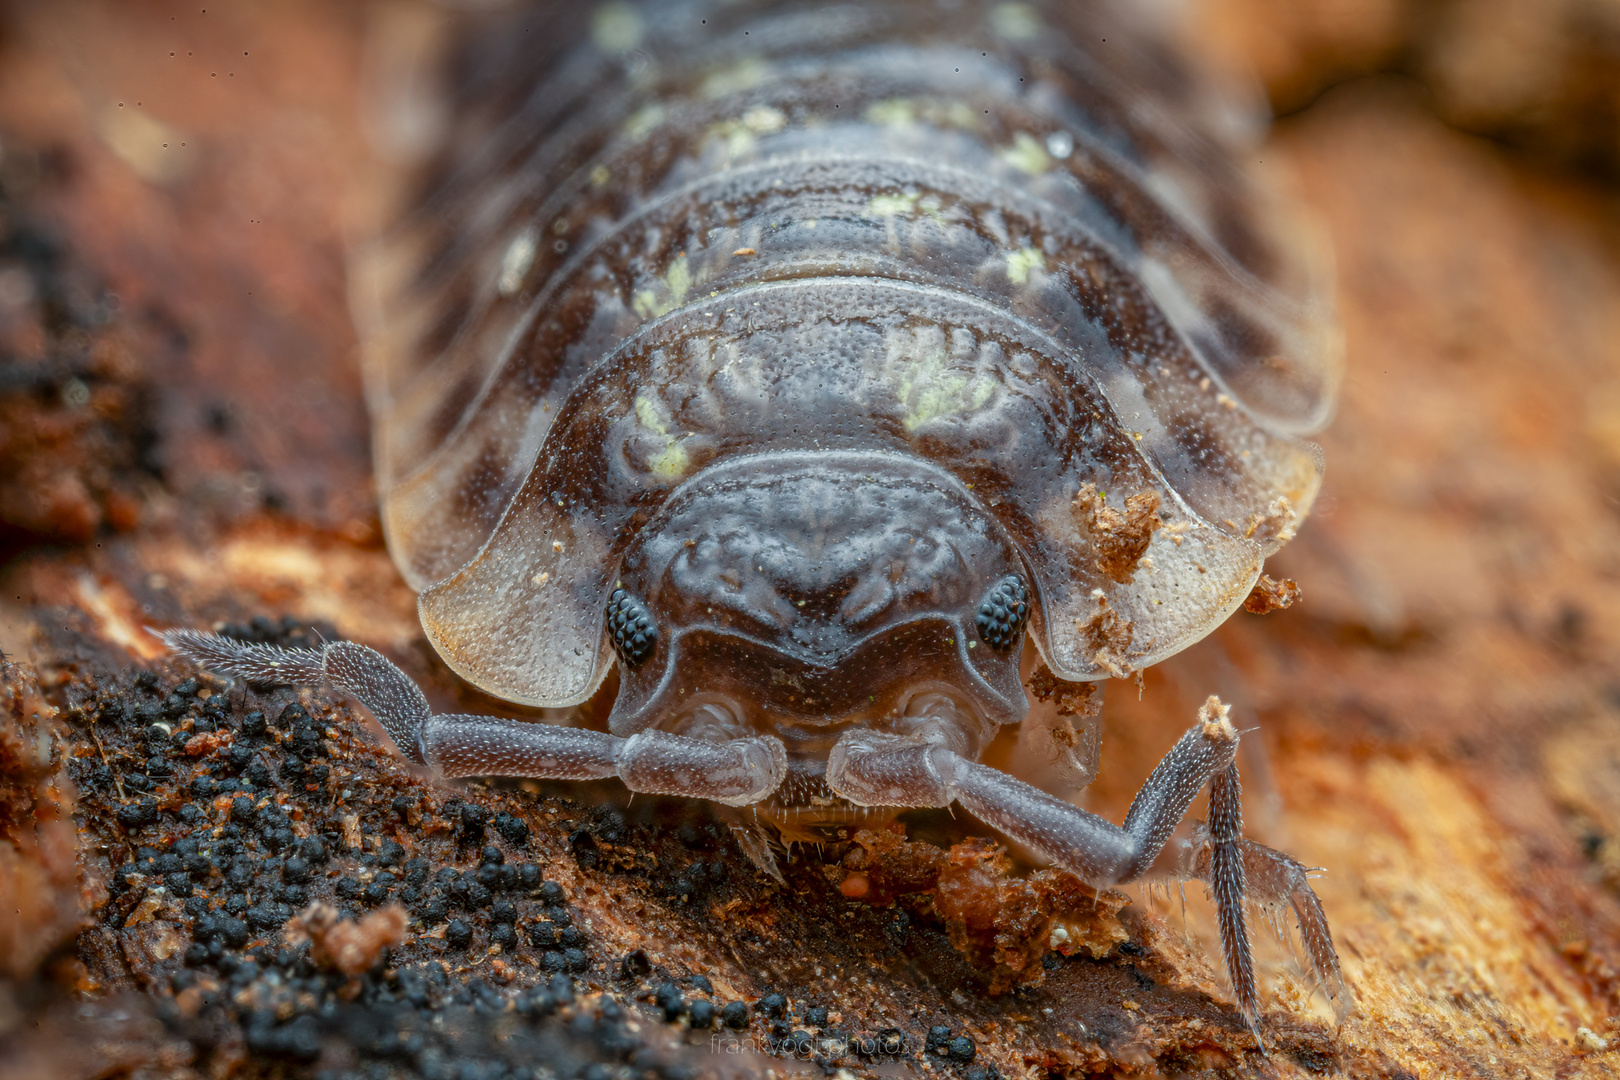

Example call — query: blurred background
[1,1,1619,1077]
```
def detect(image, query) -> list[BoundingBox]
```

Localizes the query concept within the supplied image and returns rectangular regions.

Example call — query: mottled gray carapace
[351,0,1339,719]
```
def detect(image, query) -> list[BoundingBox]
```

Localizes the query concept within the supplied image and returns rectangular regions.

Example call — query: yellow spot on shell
[991,2,1042,40]
[709,105,786,160]
[666,256,690,305]
[890,330,997,431]
[867,191,919,217]
[634,391,669,437]
[864,98,915,127]
[1000,131,1051,175]
[591,2,643,53]
[634,389,690,480]
[944,102,980,130]
[631,254,692,318]
[649,442,690,479]
[1006,246,1045,285]
[700,58,768,99]
[741,105,786,133]
[623,103,665,141]
[497,228,537,296]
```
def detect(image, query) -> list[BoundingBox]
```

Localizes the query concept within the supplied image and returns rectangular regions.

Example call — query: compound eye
[607,587,658,666]
[974,573,1030,651]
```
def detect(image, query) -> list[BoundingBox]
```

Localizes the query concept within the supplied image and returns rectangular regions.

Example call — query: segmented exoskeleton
[170,0,1346,1042]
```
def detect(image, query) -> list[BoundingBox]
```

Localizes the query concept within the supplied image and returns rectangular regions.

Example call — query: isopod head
[600,452,1027,745]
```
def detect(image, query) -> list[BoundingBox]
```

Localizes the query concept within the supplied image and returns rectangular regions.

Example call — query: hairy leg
[162,629,787,806]
[828,698,1241,881]
[1207,762,1259,1030]
[1177,816,1351,1023]
[161,629,431,761]
[825,696,1345,1041]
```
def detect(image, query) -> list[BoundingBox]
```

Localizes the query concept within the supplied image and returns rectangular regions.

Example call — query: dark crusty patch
[1026,663,1103,718]
[1243,573,1303,614]
[1072,484,1162,585]
[1079,592,1135,678]
[285,901,409,978]
[836,829,1127,995]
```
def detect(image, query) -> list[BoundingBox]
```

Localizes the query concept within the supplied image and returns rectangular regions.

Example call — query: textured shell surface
[352,0,1340,738]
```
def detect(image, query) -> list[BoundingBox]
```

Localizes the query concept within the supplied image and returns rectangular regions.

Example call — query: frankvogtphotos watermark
[709,1028,911,1061]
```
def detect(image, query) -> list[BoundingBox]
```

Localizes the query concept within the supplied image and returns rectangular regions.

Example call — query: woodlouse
[168,0,1347,1041]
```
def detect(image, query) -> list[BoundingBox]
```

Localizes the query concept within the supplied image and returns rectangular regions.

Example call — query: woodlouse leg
[420,716,787,806]
[1206,760,1261,1039]
[1176,803,1352,1026]
[161,629,432,761]
[826,696,1343,1044]
[162,630,788,805]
